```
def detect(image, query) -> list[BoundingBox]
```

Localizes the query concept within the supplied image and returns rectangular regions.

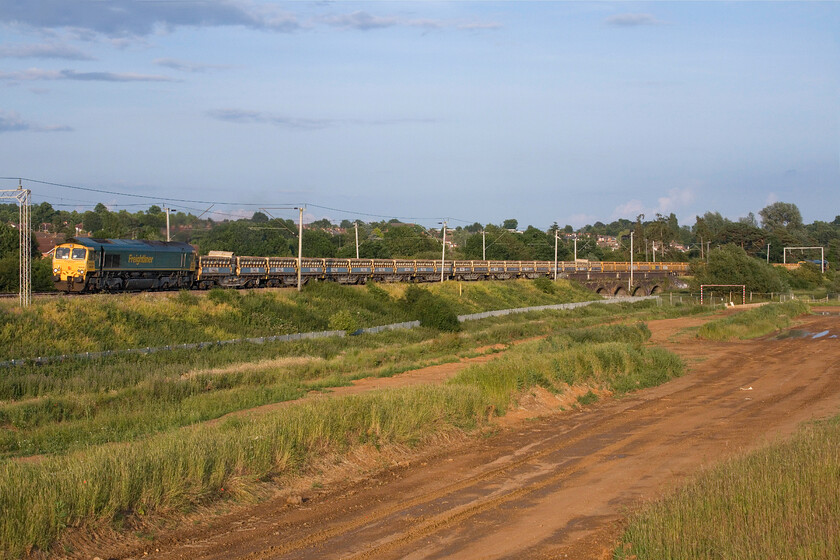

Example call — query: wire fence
[666,291,840,308]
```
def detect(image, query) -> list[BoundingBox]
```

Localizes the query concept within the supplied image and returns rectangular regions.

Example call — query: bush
[401,285,461,332]
[533,277,556,294]
[692,244,786,293]
[328,309,359,332]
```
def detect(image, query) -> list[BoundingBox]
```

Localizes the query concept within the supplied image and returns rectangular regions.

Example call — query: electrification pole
[554,231,558,281]
[440,220,448,282]
[629,231,634,294]
[162,206,173,241]
[0,182,30,307]
[354,222,359,259]
[297,206,304,292]
[574,235,577,261]
[482,229,486,261]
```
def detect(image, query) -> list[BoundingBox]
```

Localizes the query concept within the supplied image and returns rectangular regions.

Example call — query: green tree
[693,244,785,293]
[383,225,439,257]
[759,202,803,231]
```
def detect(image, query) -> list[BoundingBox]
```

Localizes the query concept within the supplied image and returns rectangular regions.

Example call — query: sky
[0,1,838,230]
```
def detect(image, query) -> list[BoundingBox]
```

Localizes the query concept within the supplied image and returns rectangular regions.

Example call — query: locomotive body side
[53,237,195,292]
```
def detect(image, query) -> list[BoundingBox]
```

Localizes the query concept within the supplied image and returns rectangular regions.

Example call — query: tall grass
[451,323,683,413]
[698,300,809,341]
[0,303,694,557]
[0,385,487,558]
[615,416,840,560]
[0,301,699,459]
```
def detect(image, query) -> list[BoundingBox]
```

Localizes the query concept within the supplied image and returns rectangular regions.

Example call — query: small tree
[693,244,785,293]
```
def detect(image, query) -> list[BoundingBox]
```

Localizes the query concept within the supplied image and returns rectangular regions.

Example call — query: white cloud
[0,42,94,60]
[0,110,72,132]
[611,200,646,220]
[656,188,695,214]
[765,192,778,205]
[0,68,175,82]
[606,13,667,27]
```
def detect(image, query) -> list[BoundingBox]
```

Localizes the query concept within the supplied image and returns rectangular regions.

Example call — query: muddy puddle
[776,329,838,340]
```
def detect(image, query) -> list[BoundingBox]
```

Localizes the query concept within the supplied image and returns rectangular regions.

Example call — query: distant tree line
[1,200,839,293]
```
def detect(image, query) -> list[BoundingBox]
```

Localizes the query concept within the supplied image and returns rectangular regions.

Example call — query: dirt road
[111,310,840,560]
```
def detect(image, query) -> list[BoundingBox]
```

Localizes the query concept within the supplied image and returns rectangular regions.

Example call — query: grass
[0,306,684,458]
[0,279,596,361]
[0,285,705,557]
[615,415,840,560]
[450,323,683,414]
[697,300,810,341]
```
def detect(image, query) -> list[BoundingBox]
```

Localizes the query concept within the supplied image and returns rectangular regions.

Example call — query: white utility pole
[554,231,559,281]
[354,222,360,259]
[629,231,634,294]
[440,220,448,282]
[482,229,486,261]
[162,206,173,241]
[297,206,304,292]
[766,243,770,263]
[574,235,578,261]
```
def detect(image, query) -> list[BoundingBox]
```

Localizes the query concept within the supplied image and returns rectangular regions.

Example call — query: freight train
[52,237,691,293]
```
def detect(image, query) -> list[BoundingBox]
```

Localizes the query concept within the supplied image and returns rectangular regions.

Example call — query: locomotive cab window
[55,247,70,259]
[72,248,87,260]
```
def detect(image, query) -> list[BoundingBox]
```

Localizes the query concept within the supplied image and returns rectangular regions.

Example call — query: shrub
[533,277,556,294]
[692,244,786,293]
[401,285,461,332]
[328,309,359,332]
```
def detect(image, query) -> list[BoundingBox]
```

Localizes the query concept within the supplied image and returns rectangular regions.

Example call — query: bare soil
[87,309,840,560]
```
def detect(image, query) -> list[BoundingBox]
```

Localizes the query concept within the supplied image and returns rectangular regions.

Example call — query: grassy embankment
[697,300,809,340]
[615,415,840,560]
[0,279,591,360]
[615,299,838,559]
[0,280,700,557]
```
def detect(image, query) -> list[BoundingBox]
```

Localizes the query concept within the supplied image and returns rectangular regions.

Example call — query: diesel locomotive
[52,237,690,293]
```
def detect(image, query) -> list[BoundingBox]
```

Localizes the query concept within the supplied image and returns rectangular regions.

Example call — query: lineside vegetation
[0,285,700,557]
[697,300,809,341]
[0,279,592,360]
[615,415,840,560]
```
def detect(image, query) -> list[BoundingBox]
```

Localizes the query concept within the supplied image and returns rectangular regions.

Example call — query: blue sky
[1,1,838,229]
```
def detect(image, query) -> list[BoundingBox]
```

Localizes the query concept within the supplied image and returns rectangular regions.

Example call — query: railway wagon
[53,237,195,292]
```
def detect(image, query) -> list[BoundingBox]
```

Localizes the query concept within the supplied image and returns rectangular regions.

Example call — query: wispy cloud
[319,10,499,32]
[153,58,227,73]
[207,108,436,129]
[656,188,695,214]
[0,0,301,37]
[320,11,441,31]
[208,109,336,129]
[606,13,667,27]
[0,68,176,82]
[0,42,94,60]
[611,188,695,221]
[0,110,72,133]
[457,22,503,31]
[612,200,646,220]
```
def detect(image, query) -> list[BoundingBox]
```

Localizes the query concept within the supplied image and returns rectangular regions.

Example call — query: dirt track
[110,310,840,560]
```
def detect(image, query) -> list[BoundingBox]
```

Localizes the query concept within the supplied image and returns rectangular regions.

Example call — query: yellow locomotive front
[52,242,93,292]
